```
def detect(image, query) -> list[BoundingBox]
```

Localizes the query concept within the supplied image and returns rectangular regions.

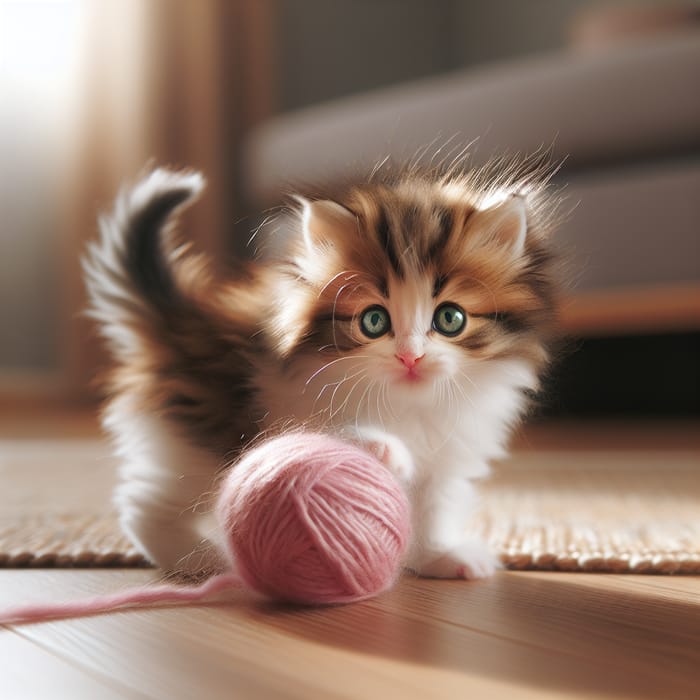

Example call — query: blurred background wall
[274,0,596,111]
[0,0,698,416]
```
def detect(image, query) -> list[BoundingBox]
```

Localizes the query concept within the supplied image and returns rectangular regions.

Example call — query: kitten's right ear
[468,195,528,257]
[296,197,357,253]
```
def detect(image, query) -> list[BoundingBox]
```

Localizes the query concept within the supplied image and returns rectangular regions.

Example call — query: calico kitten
[84,158,561,579]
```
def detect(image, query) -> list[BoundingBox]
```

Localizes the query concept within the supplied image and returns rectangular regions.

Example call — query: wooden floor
[1,411,699,699]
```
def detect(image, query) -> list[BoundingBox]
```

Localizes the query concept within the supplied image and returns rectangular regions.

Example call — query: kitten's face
[346,273,499,392]
[275,176,556,410]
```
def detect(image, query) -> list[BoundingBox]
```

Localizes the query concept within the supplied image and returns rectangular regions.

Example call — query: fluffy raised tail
[83,169,206,359]
[83,169,261,453]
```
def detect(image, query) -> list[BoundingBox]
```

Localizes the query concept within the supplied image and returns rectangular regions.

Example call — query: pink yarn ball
[216,432,411,605]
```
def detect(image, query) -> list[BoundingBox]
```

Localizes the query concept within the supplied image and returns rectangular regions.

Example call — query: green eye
[360,306,391,338]
[433,303,466,337]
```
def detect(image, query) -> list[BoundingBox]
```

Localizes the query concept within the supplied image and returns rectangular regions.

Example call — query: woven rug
[476,450,700,574]
[1,446,698,573]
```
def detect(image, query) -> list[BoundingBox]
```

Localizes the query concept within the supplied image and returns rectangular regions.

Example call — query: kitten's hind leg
[108,409,226,578]
[117,481,224,579]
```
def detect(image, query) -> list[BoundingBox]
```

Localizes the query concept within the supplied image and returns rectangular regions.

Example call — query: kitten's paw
[412,539,501,580]
[353,428,415,484]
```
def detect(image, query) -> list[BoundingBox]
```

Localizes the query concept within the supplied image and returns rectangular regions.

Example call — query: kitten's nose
[395,352,424,369]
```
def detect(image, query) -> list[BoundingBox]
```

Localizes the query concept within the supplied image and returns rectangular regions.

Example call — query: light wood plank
[0,571,542,700]
[0,623,131,700]
[2,569,699,700]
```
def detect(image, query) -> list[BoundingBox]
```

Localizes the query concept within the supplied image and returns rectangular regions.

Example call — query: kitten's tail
[84,169,259,451]
[83,169,205,359]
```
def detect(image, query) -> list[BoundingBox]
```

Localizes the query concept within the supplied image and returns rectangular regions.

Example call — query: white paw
[412,539,501,580]
[354,428,415,484]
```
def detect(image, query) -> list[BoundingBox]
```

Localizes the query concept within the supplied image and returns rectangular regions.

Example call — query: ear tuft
[470,195,528,257]
[298,198,357,253]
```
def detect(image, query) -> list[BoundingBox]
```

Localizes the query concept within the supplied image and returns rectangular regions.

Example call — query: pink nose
[395,352,424,369]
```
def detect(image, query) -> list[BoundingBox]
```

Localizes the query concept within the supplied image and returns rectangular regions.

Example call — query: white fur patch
[105,394,224,574]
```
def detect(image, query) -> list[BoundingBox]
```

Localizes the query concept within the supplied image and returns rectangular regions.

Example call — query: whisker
[369,154,391,181]
[246,212,277,249]
[327,368,366,415]
[455,373,477,410]
[436,376,445,409]
[353,379,375,433]
[374,378,385,429]
[386,385,398,419]
[312,366,365,414]
[329,371,368,421]
[380,380,395,421]
[303,354,370,390]
[318,269,361,298]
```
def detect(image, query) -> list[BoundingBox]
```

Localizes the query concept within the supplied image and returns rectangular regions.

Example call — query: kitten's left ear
[469,195,528,257]
[297,197,357,254]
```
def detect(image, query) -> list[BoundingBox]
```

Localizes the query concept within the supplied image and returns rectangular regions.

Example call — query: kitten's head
[272,160,561,409]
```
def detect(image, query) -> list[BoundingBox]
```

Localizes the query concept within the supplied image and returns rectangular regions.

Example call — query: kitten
[84,157,561,579]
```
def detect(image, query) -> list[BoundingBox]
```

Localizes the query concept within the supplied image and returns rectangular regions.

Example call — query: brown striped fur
[87,156,563,460]
[274,158,561,377]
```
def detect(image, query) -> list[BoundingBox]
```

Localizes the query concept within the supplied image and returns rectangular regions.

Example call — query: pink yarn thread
[0,433,410,624]
[0,572,242,625]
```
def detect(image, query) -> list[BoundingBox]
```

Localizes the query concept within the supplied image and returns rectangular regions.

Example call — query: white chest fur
[255,353,535,481]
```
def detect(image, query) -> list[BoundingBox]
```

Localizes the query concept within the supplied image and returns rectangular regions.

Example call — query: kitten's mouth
[393,353,427,384]
[398,367,423,383]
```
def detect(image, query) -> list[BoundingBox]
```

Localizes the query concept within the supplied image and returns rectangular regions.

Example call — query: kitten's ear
[468,195,528,257]
[297,197,357,253]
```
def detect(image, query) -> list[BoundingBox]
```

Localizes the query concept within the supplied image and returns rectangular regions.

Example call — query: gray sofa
[243,31,700,306]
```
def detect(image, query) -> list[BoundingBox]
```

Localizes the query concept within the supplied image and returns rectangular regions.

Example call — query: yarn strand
[0,572,242,625]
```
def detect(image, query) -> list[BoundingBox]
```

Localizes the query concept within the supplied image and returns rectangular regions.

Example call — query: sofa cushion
[243,31,700,206]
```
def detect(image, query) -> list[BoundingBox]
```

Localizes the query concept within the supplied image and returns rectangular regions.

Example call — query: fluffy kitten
[84,158,561,579]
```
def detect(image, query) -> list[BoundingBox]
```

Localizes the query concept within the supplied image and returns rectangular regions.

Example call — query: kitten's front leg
[408,473,500,580]
[344,425,416,486]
